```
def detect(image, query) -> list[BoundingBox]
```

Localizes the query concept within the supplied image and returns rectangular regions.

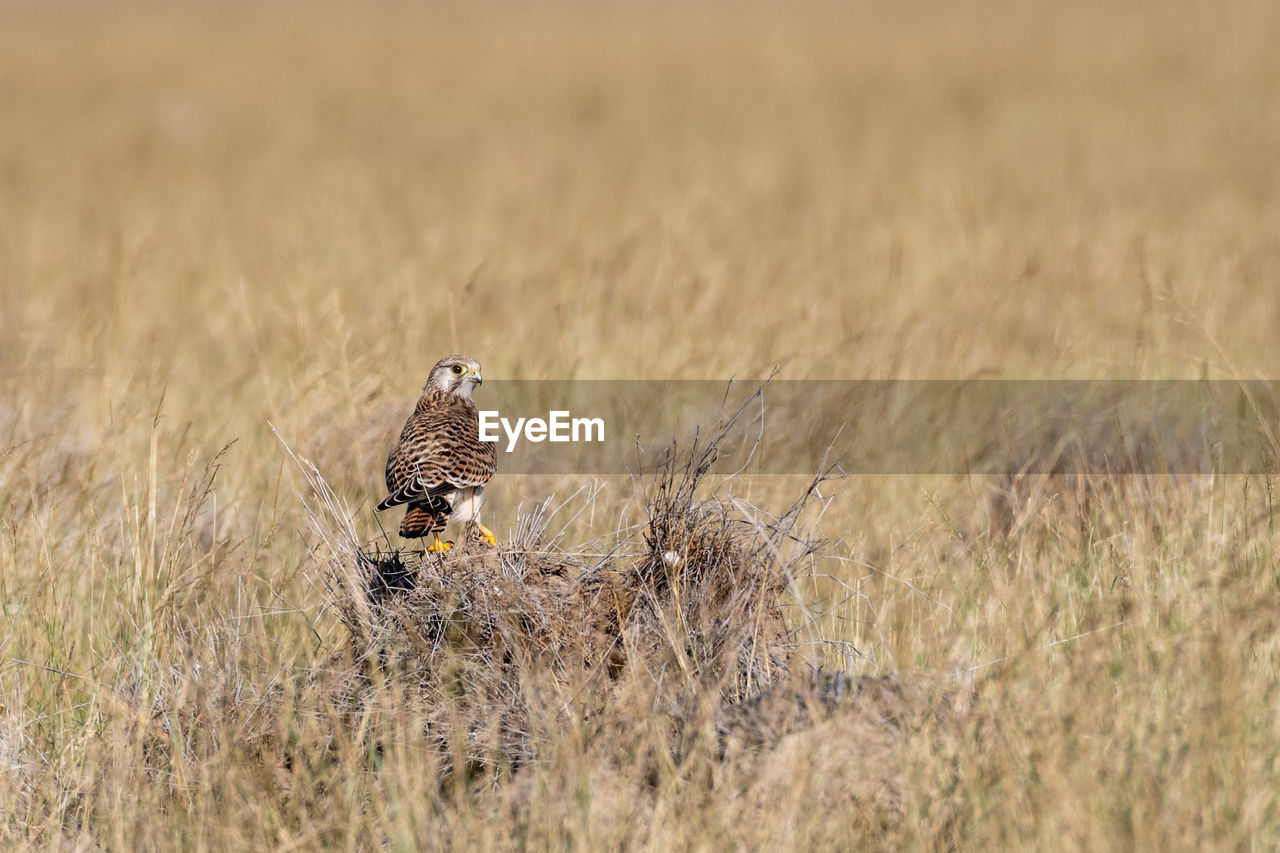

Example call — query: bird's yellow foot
[474,522,497,547]
[426,535,453,553]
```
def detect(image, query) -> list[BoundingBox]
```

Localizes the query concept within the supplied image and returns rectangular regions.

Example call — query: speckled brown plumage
[376,355,497,543]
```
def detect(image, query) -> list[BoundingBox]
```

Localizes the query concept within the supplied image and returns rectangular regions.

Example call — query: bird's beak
[471,370,483,385]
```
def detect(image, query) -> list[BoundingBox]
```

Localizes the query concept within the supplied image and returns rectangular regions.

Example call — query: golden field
[2,1,1280,849]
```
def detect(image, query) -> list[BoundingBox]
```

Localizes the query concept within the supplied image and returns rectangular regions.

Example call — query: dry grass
[3,0,1280,849]
[286,407,830,781]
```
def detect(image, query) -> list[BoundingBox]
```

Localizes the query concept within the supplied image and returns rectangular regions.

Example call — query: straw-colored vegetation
[3,1,1280,849]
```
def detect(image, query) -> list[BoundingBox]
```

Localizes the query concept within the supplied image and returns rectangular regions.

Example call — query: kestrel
[375,354,498,553]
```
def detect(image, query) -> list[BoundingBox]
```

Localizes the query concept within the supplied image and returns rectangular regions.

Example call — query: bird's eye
[451,365,464,375]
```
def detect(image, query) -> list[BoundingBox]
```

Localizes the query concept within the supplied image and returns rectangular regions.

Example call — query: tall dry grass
[2,0,1280,849]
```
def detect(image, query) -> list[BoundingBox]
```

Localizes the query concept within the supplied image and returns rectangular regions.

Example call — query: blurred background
[4,0,1279,388]
[5,0,1279,492]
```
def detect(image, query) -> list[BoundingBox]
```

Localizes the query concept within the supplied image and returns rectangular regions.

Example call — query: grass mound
[284,411,864,782]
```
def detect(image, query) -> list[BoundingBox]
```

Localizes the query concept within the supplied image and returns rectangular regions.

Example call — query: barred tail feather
[400,500,450,538]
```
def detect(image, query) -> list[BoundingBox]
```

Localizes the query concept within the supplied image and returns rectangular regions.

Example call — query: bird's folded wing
[377,448,495,511]
[376,398,498,512]
[377,461,461,510]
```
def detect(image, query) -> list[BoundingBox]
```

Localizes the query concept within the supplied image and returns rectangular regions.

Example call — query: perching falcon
[375,354,498,552]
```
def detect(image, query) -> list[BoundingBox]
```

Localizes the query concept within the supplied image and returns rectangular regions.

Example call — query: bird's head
[425,354,483,400]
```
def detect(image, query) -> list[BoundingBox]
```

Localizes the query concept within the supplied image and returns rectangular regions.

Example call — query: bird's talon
[474,523,498,547]
[426,536,453,553]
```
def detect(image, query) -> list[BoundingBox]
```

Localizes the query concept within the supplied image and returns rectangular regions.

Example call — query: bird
[375,354,498,553]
